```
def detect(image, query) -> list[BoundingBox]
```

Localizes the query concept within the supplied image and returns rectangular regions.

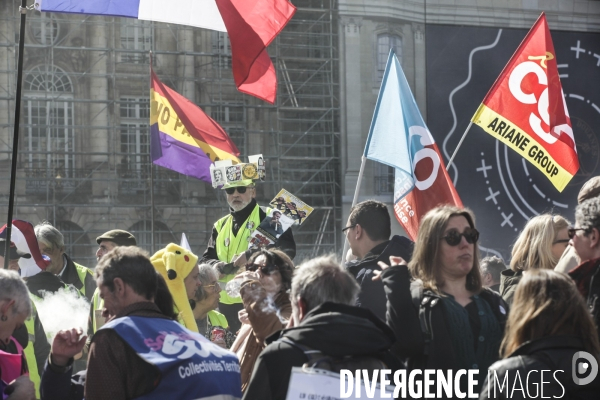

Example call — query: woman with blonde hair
[482,269,600,398]
[500,214,569,305]
[379,205,507,396]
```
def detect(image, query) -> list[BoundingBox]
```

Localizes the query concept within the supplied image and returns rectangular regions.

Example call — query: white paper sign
[285,367,394,400]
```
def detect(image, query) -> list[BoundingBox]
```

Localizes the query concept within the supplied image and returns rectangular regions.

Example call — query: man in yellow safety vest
[200,180,295,332]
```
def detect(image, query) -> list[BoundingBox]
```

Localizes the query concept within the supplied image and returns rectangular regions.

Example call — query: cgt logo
[572,351,599,386]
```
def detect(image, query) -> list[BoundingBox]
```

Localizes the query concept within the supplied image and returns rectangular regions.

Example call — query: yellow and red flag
[471,13,578,192]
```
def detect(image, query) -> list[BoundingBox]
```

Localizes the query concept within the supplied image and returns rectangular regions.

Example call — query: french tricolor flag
[37,0,296,104]
[0,220,51,278]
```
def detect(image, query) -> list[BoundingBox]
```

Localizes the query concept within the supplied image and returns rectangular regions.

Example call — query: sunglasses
[568,228,587,239]
[342,224,357,233]
[246,262,279,275]
[441,228,479,246]
[225,186,253,195]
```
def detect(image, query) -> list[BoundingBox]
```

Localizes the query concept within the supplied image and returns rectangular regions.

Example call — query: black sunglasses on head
[441,228,479,246]
[224,186,253,195]
[246,262,279,275]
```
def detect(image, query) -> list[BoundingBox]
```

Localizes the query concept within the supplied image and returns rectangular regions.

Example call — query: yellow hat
[222,179,255,189]
[150,243,199,332]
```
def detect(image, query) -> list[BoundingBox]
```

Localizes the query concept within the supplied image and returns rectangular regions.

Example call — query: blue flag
[364,50,462,240]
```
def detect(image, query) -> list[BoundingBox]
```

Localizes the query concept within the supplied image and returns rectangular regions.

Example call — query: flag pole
[446,121,473,170]
[341,155,366,260]
[4,1,29,269]
[149,51,155,254]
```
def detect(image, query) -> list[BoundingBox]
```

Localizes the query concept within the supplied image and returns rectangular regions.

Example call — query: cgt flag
[365,51,462,240]
[38,0,295,104]
[472,13,578,192]
[151,68,240,182]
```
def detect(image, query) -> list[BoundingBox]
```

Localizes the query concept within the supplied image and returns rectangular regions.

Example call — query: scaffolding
[0,0,339,266]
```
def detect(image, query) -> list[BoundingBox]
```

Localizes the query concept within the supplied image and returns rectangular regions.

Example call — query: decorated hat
[222,179,255,190]
[150,243,199,332]
[211,154,265,188]
[96,229,137,247]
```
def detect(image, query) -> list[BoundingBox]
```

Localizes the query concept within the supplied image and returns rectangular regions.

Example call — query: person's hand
[211,337,227,349]
[238,309,250,325]
[372,256,407,281]
[233,252,247,269]
[5,376,35,400]
[51,328,87,367]
[212,262,226,279]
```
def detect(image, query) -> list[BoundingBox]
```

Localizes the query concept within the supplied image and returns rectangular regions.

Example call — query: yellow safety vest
[207,310,229,329]
[91,287,104,333]
[24,296,42,398]
[74,262,93,298]
[214,205,271,304]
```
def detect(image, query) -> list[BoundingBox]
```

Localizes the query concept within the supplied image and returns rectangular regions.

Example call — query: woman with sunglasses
[377,205,507,396]
[230,248,294,392]
[500,214,569,305]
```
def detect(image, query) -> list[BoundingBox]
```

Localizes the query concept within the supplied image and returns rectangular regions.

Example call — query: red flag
[216,0,296,104]
[394,144,463,241]
[472,13,578,192]
[150,67,240,182]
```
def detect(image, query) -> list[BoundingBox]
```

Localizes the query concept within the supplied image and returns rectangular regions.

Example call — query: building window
[212,32,231,69]
[374,163,394,195]
[30,12,60,45]
[212,105,245,155]
[377,34,402,81]
[128,220,176,250]
[23,65,74,175]
[120,19,152,63]
[120,98,150,171]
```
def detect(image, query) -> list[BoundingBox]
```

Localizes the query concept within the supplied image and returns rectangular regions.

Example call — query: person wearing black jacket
[344,200,413,321]
[379,206,507,396]
[244,256,403,400]
[481,270,600,399]
[568,197,600,338]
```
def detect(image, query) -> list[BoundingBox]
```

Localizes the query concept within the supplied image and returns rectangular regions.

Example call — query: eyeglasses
[224,186,253,195]
[342,224,357,233]
[568,228,587,239]
[203,283,220,292]
[246,262,279,275]
[441,228,479,246]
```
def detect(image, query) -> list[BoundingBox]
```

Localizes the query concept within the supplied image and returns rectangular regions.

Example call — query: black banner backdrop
[426,24,600,260]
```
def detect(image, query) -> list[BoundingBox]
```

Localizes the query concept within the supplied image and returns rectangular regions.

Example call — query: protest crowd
[0,173,598,400]
[0,2,597,399]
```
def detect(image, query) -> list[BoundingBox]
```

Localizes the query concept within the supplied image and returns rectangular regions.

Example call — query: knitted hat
[578,176,600,204]
[150,243,199,332]
[96,230,137,247]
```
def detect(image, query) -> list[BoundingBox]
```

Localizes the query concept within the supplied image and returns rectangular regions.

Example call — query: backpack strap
[410,281,439,356]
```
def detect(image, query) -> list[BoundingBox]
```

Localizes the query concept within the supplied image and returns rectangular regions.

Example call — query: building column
[413,23,426,120]
[340,16,363,200]
[88,17,109,162]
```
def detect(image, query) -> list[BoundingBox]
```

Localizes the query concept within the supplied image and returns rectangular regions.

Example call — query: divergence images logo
[572,351,598,385]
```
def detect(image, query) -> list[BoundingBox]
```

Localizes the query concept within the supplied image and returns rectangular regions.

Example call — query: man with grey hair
[34,221,95,301]
[568,196,600,337]
[192,264,235,348]
[243,255,401,400]
[481,256,506,293]
[556,175,600,273]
